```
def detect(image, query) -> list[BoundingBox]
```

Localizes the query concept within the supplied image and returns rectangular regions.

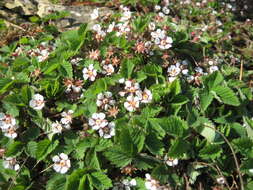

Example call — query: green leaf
[65,169,87,190]
[120,59,135,78]
[151,165,170,184]
[203,71,223,89]
[46,174,66,190]
[199,144,222,160]
[159,116,188,137]
[60,60,73,78]
[168,138,190,158]
[145,133,164,155]
[104,146,132,167]
[212,86,240,106]
[26,141,37,158]
[85,149,100,169]
[6,141,23,157]
[0,78,14,94]
[200,91,214,111]
[35,139,58,161]
[90,171,112,190]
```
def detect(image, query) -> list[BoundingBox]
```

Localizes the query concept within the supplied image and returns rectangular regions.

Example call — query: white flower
[102,64,115,76]
[208,66,219,73]
[89,112,108,130]
[158,36,173,49]
[124,80,140,95]
[113,179,137,190]
[216,176,225,184]
[3,157,20,171]
[2,125,19,139]
[82,64,97,81]
[96,92,115,110]
[124,96,140,112]
[148,22,156,31]
[195,67,204,73]
[107,22,115,33]
[249,168,253,173]
[162,7,170,14]
[120,10,132,22]
[167,64,181,79]
[60,110,74,126]
[154,5,161,11]
[98,122,115,139]
[52,153,71,174]
[92,24,102,32]
[70,57,83,66]
[0,113,16,130]
[91,8,99,20]
[51,121,63,134]
[118,78,125,84]
[165,156,178,167]
[145,174,160,190]
[29,94,45,110]
[136,89,152,103]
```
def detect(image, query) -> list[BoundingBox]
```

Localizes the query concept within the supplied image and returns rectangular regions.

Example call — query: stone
[2,0,113,30]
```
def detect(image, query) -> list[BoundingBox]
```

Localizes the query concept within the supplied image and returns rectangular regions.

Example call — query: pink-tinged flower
[29,94,45,110]
[3,157,20,171]
[136,89,152,103]
[52,153,71,174]
[167,63,181,82]
[88,49,100,60]
[124,96,140,112]
[70,57,83,66]
[98,122,115,139]
[0,113,16,130]
[51,121,63,134]
[158,36,173,49]
[124,80,140,95]
[2,125,19,139]
[60,110,74,127]
[145,174,160,190]
[89,113,108,130]
[96,92,115,110]
[164,155,179,167]
[90,8,99,20]
[82,64,97,81]
[102,64,115,76]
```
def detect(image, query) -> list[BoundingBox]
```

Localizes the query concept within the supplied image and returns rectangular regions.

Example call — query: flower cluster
[51,110,74,134]
[0,113,19,139]
[151,29,173,50]
[88,112,115,139]
[119,79,152,112]
[12,42,55,62]
[3,157,20,171]
[112,178,137,190]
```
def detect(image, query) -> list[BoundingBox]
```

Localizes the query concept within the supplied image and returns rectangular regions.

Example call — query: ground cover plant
[0,0,253,189]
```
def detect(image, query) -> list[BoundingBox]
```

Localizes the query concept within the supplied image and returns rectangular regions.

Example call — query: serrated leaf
[151,165,170,184]
[6,141,23,157]
[199,144,222,160]
[90,171,112,190]
[0,78,14,94]
[168,138,189,158]
[60,60,73,78]
[203,71,223,89]
[120,59,135,78]
[27,141,37,158]
[46,174,66,190]
[200,91,214,111]
[159,116,188,137]
[212,86,240,106]
[145,133,164,155]
[104,146,132,167]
